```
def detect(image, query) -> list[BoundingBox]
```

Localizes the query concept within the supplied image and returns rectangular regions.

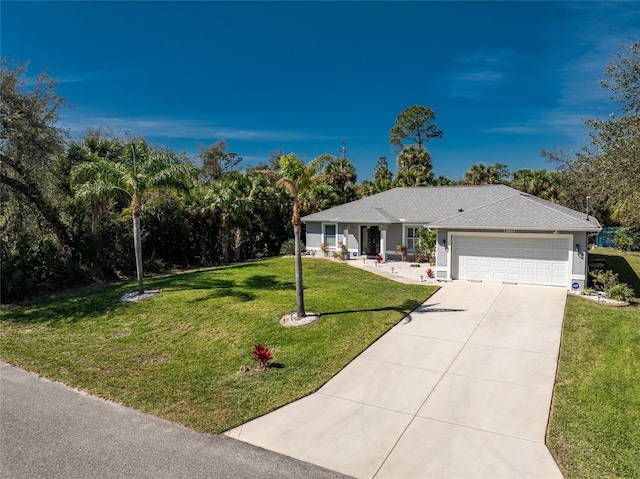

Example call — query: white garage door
[452,235,569,287]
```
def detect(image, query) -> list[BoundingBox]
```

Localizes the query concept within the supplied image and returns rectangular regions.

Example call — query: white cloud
[58,112,336,143]
[455,70,504,83]
[448,48,516,99]
[482,109,593,146]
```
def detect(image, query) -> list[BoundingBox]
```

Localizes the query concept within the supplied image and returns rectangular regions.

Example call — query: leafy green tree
[462,163,509,185]
[613,228,637,252]
[389,105,443,154]
[601,41,640,115]
[198,140,242,183]
[1,60,72,248]
[248,149,285,173]
[72,138,195,294]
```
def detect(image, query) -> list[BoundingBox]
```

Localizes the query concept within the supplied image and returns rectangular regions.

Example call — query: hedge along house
[301,185,601,291]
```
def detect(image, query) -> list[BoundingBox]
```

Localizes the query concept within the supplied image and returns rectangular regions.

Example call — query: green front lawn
[548,248,640,478]
[0,258,435,433]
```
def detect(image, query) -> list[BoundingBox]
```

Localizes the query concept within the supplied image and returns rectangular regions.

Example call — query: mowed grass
[548,249,640,478]
[0,258,436,434]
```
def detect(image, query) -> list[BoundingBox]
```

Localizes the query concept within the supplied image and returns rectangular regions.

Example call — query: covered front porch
[310,254,440,285]
[306,221,409,261]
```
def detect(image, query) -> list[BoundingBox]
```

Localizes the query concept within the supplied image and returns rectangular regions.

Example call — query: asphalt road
[0,362,349,479]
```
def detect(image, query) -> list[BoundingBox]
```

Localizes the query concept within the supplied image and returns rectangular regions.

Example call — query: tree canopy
[462,163,509,185]
[388,105,443,154]
[1,60,71,248]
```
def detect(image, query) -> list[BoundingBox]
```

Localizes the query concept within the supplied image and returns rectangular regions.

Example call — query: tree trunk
[294,222,305,319]
[221,229,229,264]
[91,200,98,235]
[132,194,144,294]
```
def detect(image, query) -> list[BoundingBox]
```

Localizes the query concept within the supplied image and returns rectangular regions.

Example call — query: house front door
[361,226,380,256]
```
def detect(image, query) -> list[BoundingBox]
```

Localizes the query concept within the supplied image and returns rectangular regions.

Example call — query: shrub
[1,235,76,302]
[426,268,435,279]
[581,287,595,296]
[279,239,298,256]
[590,269,619,292]
[416,229,437,261]
[613,228,637,252]
[320,242,330,257]
[252,344,273,371]
[412,250,429,263]
[396,244,408,262]
[606,283,635,302]
[333,242,348,261]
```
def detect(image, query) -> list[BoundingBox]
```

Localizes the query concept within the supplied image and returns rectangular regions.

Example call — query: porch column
[380,227,387,261]
[343,228,349,255]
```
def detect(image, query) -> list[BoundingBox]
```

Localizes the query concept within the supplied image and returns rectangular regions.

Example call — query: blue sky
[2,1,639,181]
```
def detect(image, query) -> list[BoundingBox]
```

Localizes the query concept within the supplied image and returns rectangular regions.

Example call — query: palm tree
[394,145,435,187]
[360,156,393,196]
[511,168,563,202]
[323,154,357,204]
[267,153,322,320]
[299,181,339,215]
[71,137,194,295]
[67,134,123,234]
[203,175,252,263]
[463,163,508,185]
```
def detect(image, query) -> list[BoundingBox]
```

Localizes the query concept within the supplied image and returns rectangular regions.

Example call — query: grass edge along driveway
[548,248,640,479]
[0,257,437,434]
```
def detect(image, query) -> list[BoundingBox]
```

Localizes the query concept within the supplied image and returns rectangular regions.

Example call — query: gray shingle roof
[302,185,601,231]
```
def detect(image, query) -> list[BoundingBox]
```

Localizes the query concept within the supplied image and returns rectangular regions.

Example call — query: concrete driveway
[226,281,566,478]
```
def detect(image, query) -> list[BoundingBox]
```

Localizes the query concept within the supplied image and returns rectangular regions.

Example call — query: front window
[324,224,337,248]
[406,227,423,252]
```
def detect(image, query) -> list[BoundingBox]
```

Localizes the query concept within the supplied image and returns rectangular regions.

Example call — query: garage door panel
[479,271,494,280]
[453,235,569,287]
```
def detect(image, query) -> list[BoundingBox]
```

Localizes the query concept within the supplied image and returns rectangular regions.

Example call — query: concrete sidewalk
[226,281,566,478]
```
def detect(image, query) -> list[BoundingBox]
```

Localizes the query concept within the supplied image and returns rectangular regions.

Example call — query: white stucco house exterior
[301,185,601,291]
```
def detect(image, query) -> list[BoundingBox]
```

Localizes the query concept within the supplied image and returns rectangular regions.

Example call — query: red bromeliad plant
[426,268,435,278]
[252,344,273,371]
